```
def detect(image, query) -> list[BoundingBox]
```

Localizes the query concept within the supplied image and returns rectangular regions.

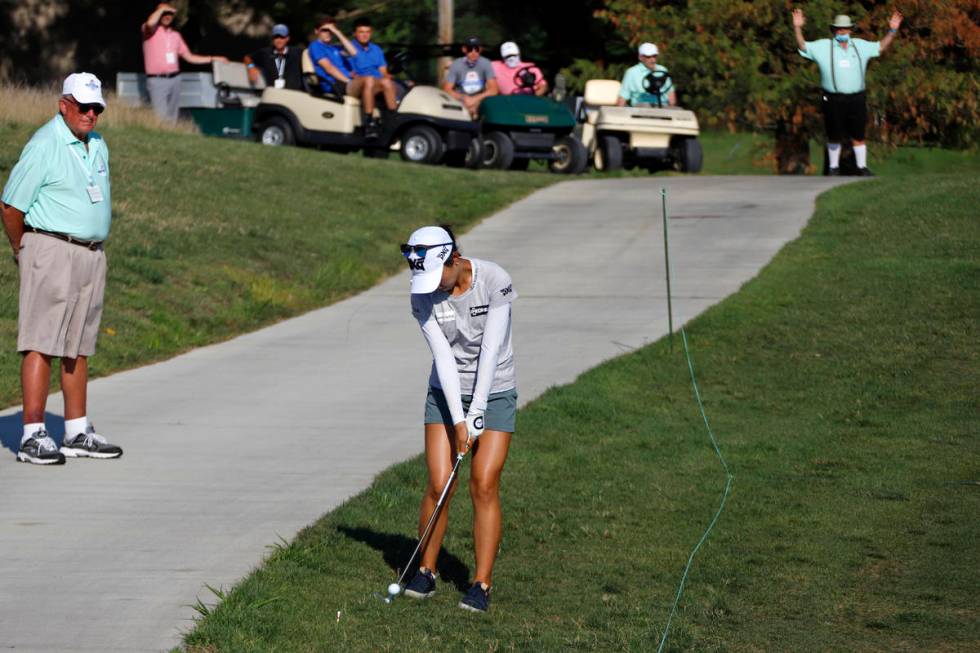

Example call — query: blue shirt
[799,38,880,94]
[308,40,352,92]
[2,114,112,241]
[350,42,387,78]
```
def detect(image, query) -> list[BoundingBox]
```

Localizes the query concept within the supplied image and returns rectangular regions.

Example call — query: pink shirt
[142,24,189,75]
[492,60,544,95]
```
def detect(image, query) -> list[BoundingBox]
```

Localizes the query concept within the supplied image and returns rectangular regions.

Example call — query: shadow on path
[337,525,471,592]
[0,412,65,454]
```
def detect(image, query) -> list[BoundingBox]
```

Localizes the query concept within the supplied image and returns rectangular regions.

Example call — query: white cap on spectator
[638,42,659,57]
[62,72,106,108]
[500,41,520,57]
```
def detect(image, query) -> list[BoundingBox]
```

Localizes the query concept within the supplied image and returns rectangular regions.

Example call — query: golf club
[376,451,466,603]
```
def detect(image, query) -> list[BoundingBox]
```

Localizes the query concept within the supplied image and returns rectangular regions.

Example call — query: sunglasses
[400,242,453,258]
[68,97,104,116]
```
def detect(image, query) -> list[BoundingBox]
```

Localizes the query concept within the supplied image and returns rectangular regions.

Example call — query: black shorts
[822,91,867,143]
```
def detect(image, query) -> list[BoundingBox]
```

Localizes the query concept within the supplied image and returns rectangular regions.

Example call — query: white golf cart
[253,52,483,167]
[578,78,703,173]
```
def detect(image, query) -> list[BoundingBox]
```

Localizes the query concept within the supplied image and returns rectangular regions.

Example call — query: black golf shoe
[828,167,841,176]
[458,582,491,613]
[403,568,437,599]
[17,430,65,465]
[858,167,875,177]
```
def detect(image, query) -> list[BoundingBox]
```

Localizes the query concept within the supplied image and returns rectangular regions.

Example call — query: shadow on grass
[0,411,66,454]
[337,525,471,592]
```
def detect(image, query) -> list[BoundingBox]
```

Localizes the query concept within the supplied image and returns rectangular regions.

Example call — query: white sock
[22,422,46,444]
[64,416,89,440]
[853,143,867,168]
[827,143,841,168]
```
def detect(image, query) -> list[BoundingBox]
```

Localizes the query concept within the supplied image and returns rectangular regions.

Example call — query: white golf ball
[388,583,401,596]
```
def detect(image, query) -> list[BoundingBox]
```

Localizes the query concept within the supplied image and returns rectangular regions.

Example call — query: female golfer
[400,224,517,613]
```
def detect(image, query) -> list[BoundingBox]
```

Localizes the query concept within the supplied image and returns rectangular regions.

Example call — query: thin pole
[437,0,454,86]
[661,188,674,352]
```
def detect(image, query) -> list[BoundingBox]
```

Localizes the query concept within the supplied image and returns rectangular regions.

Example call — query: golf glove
[466,410,485,440]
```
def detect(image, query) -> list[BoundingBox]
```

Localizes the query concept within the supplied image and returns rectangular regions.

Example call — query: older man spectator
[793,9,903,176]
[1,74,123,465]
[617,42,675,107]
[245,23,304,90]
[492,41,548,96]
[443,36,498,118]
[141,3,228,122]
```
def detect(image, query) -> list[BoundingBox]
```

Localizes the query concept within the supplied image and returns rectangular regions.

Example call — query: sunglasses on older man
[67,97,104,116]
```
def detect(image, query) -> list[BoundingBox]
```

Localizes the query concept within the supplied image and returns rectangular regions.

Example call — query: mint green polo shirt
[799,38,880,94]
[619,62,674,106]
[2,114,112,241]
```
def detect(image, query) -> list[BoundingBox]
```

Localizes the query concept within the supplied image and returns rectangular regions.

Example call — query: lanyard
[68,142,96,185]
[274,49,286,78]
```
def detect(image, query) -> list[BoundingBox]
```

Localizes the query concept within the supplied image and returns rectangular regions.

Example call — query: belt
[147,72,180,78]
[26,226,104,250]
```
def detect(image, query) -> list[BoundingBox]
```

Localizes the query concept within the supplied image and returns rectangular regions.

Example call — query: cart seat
[581,79,621,124]
[300,48,354,105]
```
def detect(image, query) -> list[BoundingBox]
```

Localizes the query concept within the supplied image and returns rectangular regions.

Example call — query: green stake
[661,187,674,352]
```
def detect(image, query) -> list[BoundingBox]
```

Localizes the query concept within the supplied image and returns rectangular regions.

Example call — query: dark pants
[822,91,867,142]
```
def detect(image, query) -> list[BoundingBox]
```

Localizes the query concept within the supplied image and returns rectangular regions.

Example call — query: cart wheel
[482,131,515,169]
[400,125,444,164]
[677,137,703,173]
[445,136,484,169]
[549,135,588,174]
[594,135,623,172]
[258,117,294,146]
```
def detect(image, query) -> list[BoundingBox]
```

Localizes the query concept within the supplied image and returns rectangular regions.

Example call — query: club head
[372,591,394,605]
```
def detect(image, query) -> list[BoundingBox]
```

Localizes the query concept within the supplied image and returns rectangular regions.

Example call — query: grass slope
[0,123,553,408]
[179,155,979,652]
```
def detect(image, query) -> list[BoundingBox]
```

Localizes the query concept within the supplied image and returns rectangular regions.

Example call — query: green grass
[0,123,554,408]
[177,152,979,651]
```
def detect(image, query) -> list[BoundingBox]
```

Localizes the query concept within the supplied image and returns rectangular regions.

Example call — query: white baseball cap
[638,42,659,57]
[404,226,456,294]
[500,41,520,58]
[62,72,106,108]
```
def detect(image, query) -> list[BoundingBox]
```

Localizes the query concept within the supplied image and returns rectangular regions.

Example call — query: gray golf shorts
[18,232,107,358]
[424,387,518,433]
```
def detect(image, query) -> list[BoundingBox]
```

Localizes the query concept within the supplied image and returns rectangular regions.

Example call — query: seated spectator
[245,24,303,90]
[443,36,498,118]
[348,16,399,133]
[308,16,357,96]
[617,42,676,107]
[492,41,548,96]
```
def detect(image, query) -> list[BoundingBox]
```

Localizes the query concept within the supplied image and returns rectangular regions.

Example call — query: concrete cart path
[0,176,851,651]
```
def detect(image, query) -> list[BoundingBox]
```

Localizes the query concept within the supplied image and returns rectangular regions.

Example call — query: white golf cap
[500,41,520,57]
[62,72,106,108]
[405,226,455,294]
[638,42,659,57]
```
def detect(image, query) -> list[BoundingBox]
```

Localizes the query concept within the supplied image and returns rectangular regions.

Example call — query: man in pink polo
[492,42,548,96]
[142,3,227,122]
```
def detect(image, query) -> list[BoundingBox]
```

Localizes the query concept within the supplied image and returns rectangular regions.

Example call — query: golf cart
[578,77,702,173]
[253,52,483,167]
[478,66,588,174]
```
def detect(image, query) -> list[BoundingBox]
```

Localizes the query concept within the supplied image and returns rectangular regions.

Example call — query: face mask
[835,34,850,43]
[504,54,521,68]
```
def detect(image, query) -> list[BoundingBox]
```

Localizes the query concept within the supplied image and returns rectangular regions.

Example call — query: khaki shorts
[18,232,107,358]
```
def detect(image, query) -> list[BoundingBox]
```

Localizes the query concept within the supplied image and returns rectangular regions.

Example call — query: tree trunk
[774,119,810,175]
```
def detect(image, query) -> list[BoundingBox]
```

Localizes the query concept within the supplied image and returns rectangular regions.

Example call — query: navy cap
[464,36,481,48]
[272,24,289,37]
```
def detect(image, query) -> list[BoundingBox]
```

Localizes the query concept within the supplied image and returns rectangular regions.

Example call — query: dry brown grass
[0,83,197,133]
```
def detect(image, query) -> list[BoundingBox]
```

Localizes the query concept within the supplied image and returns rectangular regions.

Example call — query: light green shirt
[799,38,880,94]
[2,114,112,241]
[619,62,674,106]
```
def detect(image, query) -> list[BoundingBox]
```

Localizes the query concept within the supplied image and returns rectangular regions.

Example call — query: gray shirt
[411,258,517,399]
[446,56,496,95]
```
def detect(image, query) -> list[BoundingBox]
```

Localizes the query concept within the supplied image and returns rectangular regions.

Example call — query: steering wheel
[641,70,672,106]
[513,65,538,93]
